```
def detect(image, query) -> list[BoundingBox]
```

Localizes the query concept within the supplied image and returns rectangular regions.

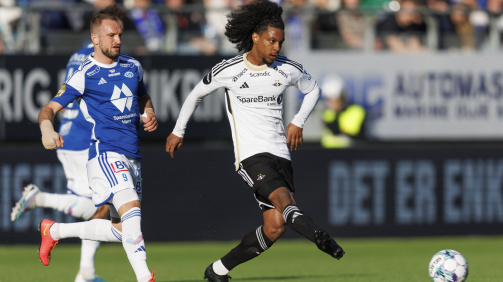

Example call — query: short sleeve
[52,84,81,108]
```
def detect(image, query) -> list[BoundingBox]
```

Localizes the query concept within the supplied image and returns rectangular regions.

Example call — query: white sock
[78,266,96,280]
[213,260,230,275]
[78,240,100,278]
[35,192,97,220]
[121,207,150,282]
[53,219,121,242]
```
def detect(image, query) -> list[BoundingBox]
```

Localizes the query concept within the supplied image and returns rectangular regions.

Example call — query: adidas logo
[135,246,146,253]
[240,82,249,89]
[98,78,107,85]
[291,211,302,223]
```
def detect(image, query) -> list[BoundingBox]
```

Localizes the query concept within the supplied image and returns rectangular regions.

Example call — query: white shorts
[57,149,92,198]
[87,151,143,207]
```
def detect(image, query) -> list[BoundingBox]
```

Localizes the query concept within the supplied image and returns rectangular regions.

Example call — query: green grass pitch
[1,236,501,281]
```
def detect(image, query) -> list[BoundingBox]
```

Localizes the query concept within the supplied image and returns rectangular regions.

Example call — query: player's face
[97,19,122,61]
[253,26,284,65]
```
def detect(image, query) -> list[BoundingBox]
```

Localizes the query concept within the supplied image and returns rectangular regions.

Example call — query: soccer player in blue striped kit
[37,13,157,282]
[166,0,345,281]
[11,6,130,282]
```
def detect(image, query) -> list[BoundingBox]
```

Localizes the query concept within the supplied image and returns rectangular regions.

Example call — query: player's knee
[263,224,285,242]
[268,187,295,211]
[91,205,110,219]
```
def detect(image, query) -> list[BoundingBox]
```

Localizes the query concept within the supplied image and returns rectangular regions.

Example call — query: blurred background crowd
[2,0,503,55]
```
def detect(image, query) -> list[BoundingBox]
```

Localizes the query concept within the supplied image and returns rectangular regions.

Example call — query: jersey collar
[243,52,270,72]
[89,53,119,68]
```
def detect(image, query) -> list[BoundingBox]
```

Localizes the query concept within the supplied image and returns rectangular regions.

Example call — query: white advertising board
[295,52,503,141]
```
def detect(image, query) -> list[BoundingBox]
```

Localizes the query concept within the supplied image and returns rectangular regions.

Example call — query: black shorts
[237,152,294,210]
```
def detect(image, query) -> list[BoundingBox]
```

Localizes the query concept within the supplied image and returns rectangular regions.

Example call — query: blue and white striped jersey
[52,53,148,161]
[57,44,94,151]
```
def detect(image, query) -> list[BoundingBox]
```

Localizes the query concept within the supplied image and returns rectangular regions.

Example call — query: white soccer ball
[428,249,469,282]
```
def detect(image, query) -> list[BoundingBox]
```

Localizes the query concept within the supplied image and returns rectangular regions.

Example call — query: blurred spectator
[376,0,428,52]
[77,0,116,31]
[448,3,476,50]
[0,35,4,54]
[166,0,217,55]
[310,0,340,49]
[359,0,389,9]
[337,0,366,49]
[320,74,367,149]
[284,0,310,51]
[0,0,22,53]
[425,0,455,49]
[203,0,234,54]
[486,0,503,47]
[130,0,165,53]
[89,0,116,9]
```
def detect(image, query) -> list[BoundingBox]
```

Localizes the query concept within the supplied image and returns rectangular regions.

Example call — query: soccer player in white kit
[165,0,344,281]
[37,13,157,282]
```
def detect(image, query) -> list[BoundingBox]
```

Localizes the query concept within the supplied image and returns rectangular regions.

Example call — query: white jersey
[173,53,320,169]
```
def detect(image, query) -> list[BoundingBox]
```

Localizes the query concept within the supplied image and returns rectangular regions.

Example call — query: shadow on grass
[166,273,373,282]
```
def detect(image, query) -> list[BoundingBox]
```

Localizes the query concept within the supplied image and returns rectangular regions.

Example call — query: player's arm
[287,82,321,151]
[166,74,219,158]
[38,101,65,150]
[139,93,158,132]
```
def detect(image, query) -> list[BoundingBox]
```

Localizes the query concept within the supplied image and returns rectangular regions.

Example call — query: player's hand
[42,132,64,150]
[40,119,64,150]
[142,109,158,132]
[166,133,183,158]
[286,123,303,151]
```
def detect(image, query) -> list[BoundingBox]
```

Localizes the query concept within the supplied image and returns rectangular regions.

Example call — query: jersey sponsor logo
[273,66,289,78]
[55,84,66,97]
[232,68,248,82]
[110,83,134,113]
[108,72,121,77]
[111,161,128,173]
[203,71,212,84]
[113,112,138,124]
[239,82,249,89]
[250,71,270,78]
[120,63,132,68]
[277,93,284,105]
[98,77,107,85]
[272,80,282,87]
[86,66,100,76]
[236,95,279,104]
[124,71,134,78]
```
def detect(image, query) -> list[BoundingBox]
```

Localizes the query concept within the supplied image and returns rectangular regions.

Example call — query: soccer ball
[428,249,469,282]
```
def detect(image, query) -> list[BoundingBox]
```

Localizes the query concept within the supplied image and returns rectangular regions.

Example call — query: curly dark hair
[224,0,285,53]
